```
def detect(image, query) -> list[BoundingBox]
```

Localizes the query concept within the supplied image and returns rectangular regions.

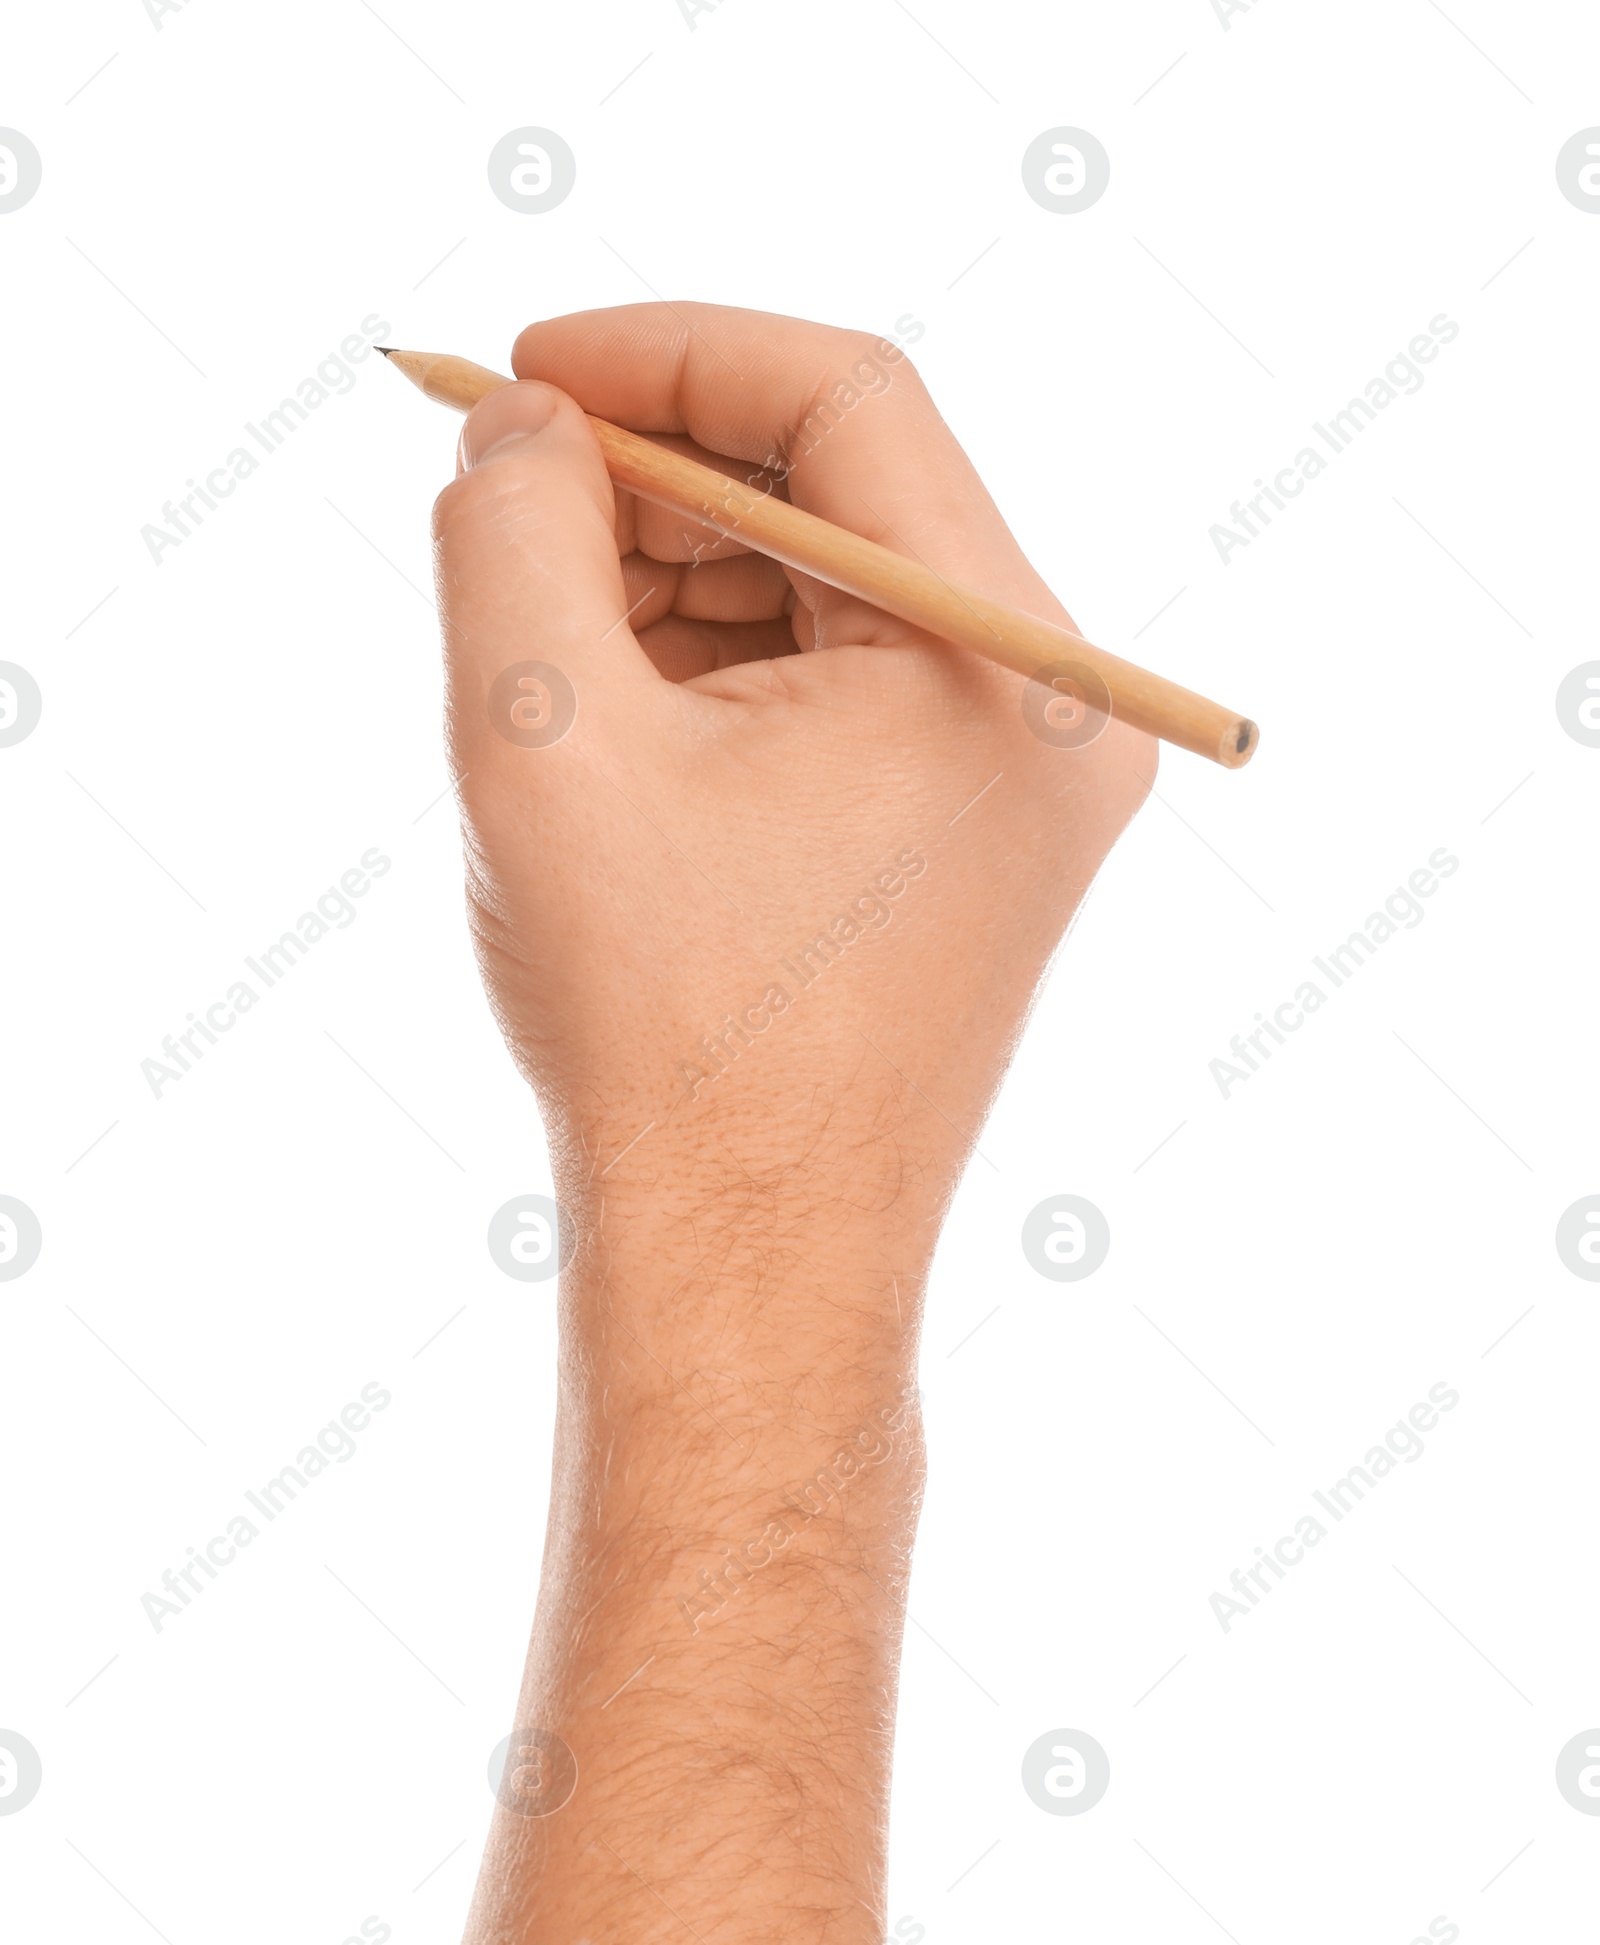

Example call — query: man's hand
[433,303,1152,1943]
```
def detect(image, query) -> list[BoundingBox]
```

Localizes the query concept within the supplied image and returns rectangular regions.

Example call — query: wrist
[556,1193,927,1445]
[555,1246,923,1469]
[544,1000,979,1286]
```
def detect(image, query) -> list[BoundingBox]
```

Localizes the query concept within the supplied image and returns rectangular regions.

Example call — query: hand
[434,303,1152,1263]
[431,303,1153,1944]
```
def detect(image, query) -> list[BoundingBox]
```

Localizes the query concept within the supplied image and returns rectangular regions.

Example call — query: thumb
[431,380,661,771]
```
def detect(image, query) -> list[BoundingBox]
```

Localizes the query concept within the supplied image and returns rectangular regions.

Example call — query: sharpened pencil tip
[375,346,396,357]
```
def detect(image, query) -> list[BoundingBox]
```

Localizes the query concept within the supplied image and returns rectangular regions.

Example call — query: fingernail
[459,382,560,470]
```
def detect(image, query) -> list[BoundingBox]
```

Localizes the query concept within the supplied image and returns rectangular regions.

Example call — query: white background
[2,1,1597,1940]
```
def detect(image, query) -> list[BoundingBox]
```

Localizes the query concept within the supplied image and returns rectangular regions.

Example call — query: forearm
[463,1184,929,1944]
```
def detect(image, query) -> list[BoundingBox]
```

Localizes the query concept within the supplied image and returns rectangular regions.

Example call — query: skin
[433,302,1154,1943]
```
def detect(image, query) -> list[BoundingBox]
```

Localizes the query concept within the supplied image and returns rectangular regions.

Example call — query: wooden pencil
[380,348,1258,769]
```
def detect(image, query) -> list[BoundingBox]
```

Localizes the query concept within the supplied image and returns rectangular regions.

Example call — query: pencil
[380,348,1259,770]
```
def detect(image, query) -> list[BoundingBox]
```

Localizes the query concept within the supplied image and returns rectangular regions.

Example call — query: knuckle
[856,324,909,363]
[840,326,923,400]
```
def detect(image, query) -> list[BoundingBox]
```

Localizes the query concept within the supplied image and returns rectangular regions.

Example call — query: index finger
[511,303,1070,619]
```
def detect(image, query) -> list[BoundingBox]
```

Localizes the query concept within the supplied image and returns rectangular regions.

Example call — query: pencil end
[1221,718,1260,768]
[374,346,396,357]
